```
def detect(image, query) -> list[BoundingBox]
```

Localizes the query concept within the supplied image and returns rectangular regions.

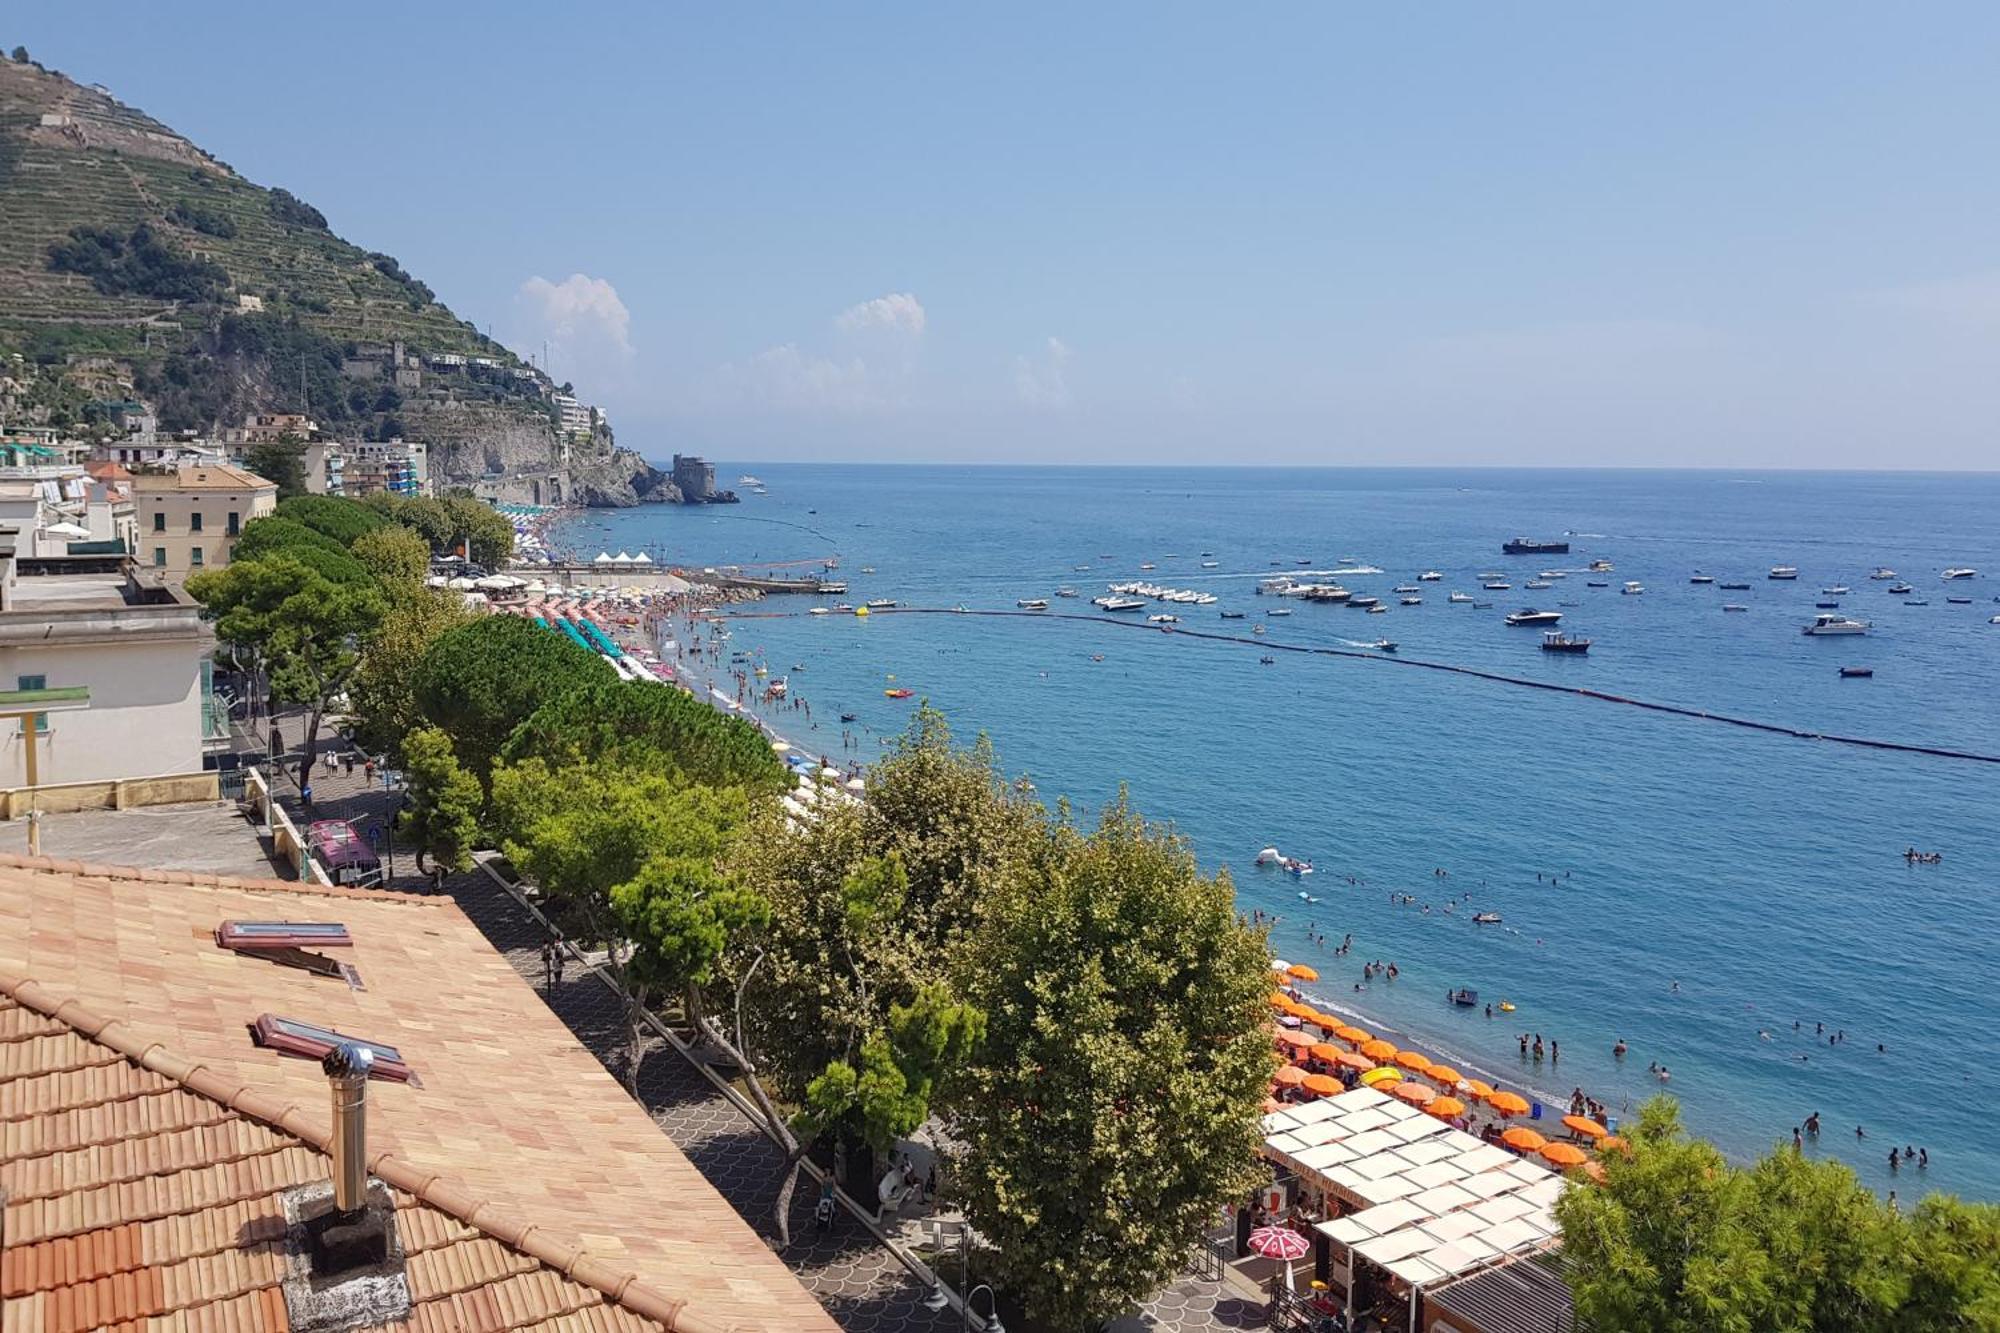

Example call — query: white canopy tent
[1261,1087,1565,1330]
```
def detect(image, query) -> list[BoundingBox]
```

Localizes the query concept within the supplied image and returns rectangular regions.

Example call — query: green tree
[350,524,431,592]
[1902,1196,2000,1328]
[346,588,474,759]
[503,676,787,793]
[232,514,345,561]
[398,725,482,889]
[493,759,756,1090]
[441,495,514,567]
[275,493,386,546]
[243,436,309,498]
[188,555,384,790]
[410,615,615,782]
[951,800,1275,1332]
[799,976,983,1155]
[389,495,453,551]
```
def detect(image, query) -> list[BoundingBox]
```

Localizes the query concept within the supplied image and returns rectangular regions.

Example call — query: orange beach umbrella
[1424,1065,1463,1086]
[1334,1026,1371,1045]
[1268,993,1292,1009]
[1428,1096,1467,1119]
[1392,1081,1436,1106]
[1500,1127,1547,1152]
[1393,1050,1433,1072]
[1287,963,1320,982]
[1302,1074,1342,1097]
[1333,1051,1377,1073]
[1599,1136,1630,1153]
[1309,1043,1341,1064]
[1276,1030,1314,1051]
[1540,1142,1589,1167]
[1360,1039,1398,1060]
[1561,1114,1609,1140]
[1458,1078,1495,1100]
[1273,1065,1308,1087]
[1487,1090,1531,1117]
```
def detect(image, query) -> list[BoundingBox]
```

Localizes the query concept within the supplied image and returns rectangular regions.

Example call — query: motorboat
[1400,595,1423,605]
[1139,563,1156,571]
[865,599,897,609]
[1944,568,1978,580]
[1371,639,1397,651]
[1540,570,1568,580]
[1503,538,1569,555]
[1269,607,1294,616]
[1525,579,1553,590]
[1585,580,1609,588]
[1822,585,1850,595]
[1689,574,1714,584]
[1621,581,1645,595]
[1366,604,1388,614]
[736,474,764,487]
[1769,566,1799,580]
[1056,587,1079,598]
[1448,591,1473,603]
[1202,560,1220,568]
[1472,913,1503,925]
[1803,613,1869,636]
[1394,584,1421,594]
[1017,598,1049,610]
[1905,599,1930,606]
[1449,988,1480,1006]
[1540,631,1591,653]
[1718,582,1751,590]
[1870,567,1896,579]
[1815,601,1841,609]
[1723,604,1749,612]
[839,712,857,722]
[1259,655,1275,665]
[809,607,830,616]
[1419,570,1443,581]
[1588,559,1614,572]
[1220,610,1246,619]
[884,687,914,698]
[1348,596,1380,609]
[1094,596,1147,612]
[1947,596,1973,604]
[1839,666,1873,679]
[1148,613,1179,624]
[1505,608,1564,626]
[1483,581,1512,591]
[1888,583,1914,594]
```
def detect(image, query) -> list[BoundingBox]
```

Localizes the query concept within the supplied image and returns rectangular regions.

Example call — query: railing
[1189,1234,1230,1282]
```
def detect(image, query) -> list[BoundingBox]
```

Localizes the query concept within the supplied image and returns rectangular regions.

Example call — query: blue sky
[17,4,2000,467]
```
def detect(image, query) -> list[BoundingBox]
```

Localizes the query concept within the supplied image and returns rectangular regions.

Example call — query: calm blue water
[564,466,2000,1199]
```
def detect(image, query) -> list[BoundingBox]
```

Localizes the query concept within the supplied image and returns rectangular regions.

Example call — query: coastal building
[0,536,214,808]
[91,437,224,467]
[671,453,716,499]
[0,853,841,1332]
[229,411,318,444]
[553,393,595,439]
[132,462,278,579]
[81,460,138,553]
[339,439,429,498]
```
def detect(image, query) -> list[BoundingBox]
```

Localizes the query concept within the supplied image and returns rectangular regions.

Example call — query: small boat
[1803,613,1869,636]
[1839,666,1873,678]
[1394,584,1421,594]
[1074,564,1094,571]
[1259,655,1275,665]
[1483,581,1512,591]
[1540,570,1567,580]
[1540,631,1590,653]
[1148,613,1179,623]
[1056,587,1079,598]
[1419,571,1443,581]
[1472,601,1494,609]
[865,598,897,609]
[1449,988,1479,1006]
[1991,615,2000,624]
[1094,596,1147,612]
[884,687,914,698]
[1371,639,1397,651]
[1525,579,1553,590]
[1769,566,1799,580]
[1815,600,1840,609]
[1689,574,1714,584]
[1718,582,1751,590]
[839,712,857,722]
[1472,912,1503,924]
[1400,595,1423,606]
[1888,583,1914,594]
[1505,608,1564,626]
[1139,563,1156,571]
[1870,567,1896,579]
[1947,596,1972,605]
[1944,568,1978,580]
[1366,604,1388,614]
[1588,559,1614,572]
[808,607,830,616]
[1621,581,1645,595]
[1269,607,1294,617]
[860,566,876,574]
[1822,585,1850,595]
[1448,591,1473,603]
[1724,604,1749,612]
[1348,596,1379,609]
[1905,598,1930,606]
[1220,610,1246,619]
[1201,560,1220,568]
[1017,598,1049,610]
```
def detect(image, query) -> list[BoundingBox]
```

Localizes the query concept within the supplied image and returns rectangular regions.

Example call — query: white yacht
[1400,595,1423,605]
[1055,587,1079,598]
[1944,568,1978,580]
[1448,591,1473,603]
[1419,570,1443,581]
[1769,566,1799,580]
[1094,596,1147,612]
[736,474,764,487]
[1621,581,1645,595]
[1525,579,1553,590]
[1017,598,1049,610]
[1821,585,1850,595]
[1803,613,1869,636]
[1148,613,1179,623]
[1505,608,1564,626]
[1869,567,1896,580]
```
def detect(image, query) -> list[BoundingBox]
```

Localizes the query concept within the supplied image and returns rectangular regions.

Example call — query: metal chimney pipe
[323,1042,375,1214]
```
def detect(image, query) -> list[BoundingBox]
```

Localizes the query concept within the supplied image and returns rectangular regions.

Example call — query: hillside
[0,54,670,505]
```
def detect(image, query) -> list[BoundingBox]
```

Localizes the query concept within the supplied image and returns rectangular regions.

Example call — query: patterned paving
[261,716,1263,1332]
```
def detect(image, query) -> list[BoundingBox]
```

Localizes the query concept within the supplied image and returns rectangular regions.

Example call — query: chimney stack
[324,1041,374,1214]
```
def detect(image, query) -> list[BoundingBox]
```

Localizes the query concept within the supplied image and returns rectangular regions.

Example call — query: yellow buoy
[855,605,871,617]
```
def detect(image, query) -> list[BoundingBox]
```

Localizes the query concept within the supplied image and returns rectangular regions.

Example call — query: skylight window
[250,1014,419,1085]
[216,921,360,988]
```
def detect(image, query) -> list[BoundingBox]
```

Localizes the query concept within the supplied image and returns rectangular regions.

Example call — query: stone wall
[402,400,676,508]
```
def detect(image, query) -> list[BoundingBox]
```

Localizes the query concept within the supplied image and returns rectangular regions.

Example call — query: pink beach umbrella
[1247,1225,1311,1290]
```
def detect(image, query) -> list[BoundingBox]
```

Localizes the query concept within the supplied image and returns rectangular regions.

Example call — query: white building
[0,533,212,806]
[552,394,594,438]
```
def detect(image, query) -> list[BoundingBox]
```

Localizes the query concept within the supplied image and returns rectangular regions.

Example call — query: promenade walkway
[252,713,1264,1333]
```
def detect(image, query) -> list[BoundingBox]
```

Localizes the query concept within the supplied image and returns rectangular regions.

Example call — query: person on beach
[1520,1034,1529,1057]
[1805,1112,1820,1136]
[1890,1148,1900,1170]
[1550,1040,1559,1064]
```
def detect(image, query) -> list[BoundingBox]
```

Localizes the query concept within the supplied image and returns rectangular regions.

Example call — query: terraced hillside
[0,57,503,358]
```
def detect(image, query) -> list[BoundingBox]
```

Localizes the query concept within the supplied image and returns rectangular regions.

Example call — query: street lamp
[966,1284,1003,1333]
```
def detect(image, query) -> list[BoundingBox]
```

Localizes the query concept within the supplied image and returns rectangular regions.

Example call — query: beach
[535,464,2000,1198]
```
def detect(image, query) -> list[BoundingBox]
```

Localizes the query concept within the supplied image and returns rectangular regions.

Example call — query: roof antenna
[325,1041,373,1216]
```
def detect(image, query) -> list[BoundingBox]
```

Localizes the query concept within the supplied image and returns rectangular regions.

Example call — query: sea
[557,465,2000,1199]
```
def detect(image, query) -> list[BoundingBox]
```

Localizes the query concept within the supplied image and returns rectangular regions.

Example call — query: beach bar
[1259,1087,1568,1331]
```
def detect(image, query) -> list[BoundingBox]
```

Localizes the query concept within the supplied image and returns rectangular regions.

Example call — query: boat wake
[1200,565,1385,580]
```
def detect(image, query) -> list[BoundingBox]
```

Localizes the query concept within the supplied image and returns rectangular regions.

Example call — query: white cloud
[1015,336,1071,409]
[510,274,633,381]
[835,292,927,337]
[717,343,882,411]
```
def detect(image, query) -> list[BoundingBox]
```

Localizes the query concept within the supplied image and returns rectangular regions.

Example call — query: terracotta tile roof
[0,853,838,1333]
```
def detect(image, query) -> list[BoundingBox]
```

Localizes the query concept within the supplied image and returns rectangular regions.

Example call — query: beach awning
[632,552,653,563]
